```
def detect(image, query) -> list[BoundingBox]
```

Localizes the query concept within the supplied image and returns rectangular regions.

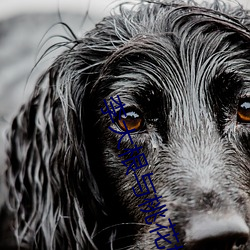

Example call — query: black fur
[2,0,250,249]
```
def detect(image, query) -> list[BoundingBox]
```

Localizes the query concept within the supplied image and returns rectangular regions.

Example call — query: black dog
[2,0,250,249]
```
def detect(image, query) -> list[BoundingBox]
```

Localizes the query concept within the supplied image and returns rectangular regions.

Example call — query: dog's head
[4,1,250,250]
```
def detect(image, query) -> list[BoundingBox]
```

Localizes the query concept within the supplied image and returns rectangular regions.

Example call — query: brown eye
[237,99,250,123]
[117,110,144,131]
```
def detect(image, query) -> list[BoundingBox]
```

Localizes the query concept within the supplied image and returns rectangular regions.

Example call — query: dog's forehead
[106,36,248,102]
[101,6,250,102]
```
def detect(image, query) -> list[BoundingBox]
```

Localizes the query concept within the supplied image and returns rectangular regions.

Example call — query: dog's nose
[186,213,249,250]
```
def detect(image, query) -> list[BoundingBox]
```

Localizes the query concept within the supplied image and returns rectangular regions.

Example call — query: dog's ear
[3,17,124,249]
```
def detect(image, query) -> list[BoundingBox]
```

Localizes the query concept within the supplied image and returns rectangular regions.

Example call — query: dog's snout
[186,214,249,250]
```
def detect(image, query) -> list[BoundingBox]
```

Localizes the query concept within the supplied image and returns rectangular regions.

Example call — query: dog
[1,0,250,249]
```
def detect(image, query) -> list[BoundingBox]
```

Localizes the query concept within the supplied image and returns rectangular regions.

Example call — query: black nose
[186,213,249,250]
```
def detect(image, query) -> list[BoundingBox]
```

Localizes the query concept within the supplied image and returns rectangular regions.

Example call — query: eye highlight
[237,98,250,123]
[117,110,144,131]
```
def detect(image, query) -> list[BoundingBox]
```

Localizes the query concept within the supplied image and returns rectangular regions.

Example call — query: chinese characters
[101,95,183,249]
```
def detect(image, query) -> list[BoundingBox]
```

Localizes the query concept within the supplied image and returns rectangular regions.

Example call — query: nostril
[186,213,249,250]
[188,233,248,250]
[234,235,248,248]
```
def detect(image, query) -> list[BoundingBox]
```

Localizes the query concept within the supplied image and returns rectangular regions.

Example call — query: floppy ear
[2,16,125,249]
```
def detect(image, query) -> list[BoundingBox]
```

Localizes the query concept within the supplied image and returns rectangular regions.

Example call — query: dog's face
[3,1,250,250]
[88,3,250,250]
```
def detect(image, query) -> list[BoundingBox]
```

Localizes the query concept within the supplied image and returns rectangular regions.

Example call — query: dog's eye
[237,99,250,123]
[117,111,144,131]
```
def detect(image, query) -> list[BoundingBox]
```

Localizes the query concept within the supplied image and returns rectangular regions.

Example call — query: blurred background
[0,0,250,173]
[0,0,119,171]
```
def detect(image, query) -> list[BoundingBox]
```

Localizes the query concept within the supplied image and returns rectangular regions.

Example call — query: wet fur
[2,0,250,249]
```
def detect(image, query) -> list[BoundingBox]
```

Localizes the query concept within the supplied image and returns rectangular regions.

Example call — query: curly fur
[2,0,250,249]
